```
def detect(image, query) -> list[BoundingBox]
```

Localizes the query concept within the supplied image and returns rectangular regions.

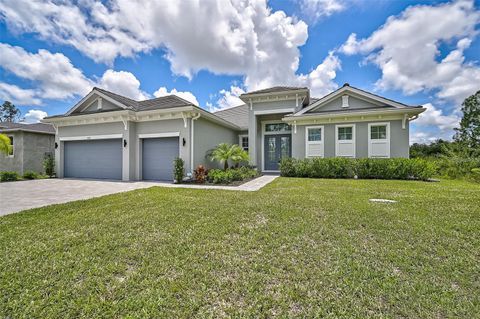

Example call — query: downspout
[190,113,201,173]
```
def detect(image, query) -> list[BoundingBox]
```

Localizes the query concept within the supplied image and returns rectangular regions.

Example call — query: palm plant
[208,143,234,170]
[0,133,12,156]
[231,144,249,168]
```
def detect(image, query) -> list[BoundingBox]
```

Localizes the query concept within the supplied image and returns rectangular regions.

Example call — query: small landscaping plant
[193,165,208,184]
[23,171,39,180]
[173,157,184,183]
[280,157,436,181]
[0,171,20,182]
[207,166,258,184]
[43,154,55,178]
[208,143,249,169]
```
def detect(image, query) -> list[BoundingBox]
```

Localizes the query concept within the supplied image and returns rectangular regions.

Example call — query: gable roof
[213,104,249,130]
[0,122,55,134]
[64,87,196,116]
[294,83,420,116]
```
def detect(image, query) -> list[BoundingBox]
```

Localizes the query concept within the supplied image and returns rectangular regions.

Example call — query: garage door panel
[64,139,122,179]
[142,137,179,181]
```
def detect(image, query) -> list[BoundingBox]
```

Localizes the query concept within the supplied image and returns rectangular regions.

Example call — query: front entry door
[264,134,291,171]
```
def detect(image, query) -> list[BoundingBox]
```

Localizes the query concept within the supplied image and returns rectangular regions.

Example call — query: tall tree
[0,101,22,122]
[454,91,480,151]
[0,133,12,156]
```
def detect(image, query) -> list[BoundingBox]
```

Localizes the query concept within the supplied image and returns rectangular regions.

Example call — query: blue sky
[0,0,479,143]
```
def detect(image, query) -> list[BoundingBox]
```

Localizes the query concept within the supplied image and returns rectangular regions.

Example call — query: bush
[173,157,184,183]
[23,171,39,180]
[0,171,20,182]
[433,157,480,179]
[280,157,436,181]
[194,165,208,184]
[471,168,480,183]
[207,167,258,184]
[43,154,55,178]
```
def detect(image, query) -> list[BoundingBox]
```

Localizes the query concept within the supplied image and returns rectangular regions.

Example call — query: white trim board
[59,134,123,141]
[254,108,295,115]
[137,132,180,139]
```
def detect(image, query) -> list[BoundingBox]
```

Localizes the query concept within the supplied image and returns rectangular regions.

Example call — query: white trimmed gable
[66,89,129,115]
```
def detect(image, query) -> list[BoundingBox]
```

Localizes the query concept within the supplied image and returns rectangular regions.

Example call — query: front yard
[1,178,479,318]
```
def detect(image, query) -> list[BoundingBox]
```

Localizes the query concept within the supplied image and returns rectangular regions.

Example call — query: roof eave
[239,88,309,102]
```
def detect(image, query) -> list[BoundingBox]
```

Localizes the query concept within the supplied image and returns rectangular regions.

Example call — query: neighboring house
[43,83,425,181]
[0,122,55,174]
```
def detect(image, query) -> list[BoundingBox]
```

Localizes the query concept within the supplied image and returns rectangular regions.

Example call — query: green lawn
[1,178,479,318]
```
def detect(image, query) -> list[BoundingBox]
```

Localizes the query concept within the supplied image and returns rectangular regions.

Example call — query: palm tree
[208,143,235,170]
[231,144,249,168]
[0,133,12,156]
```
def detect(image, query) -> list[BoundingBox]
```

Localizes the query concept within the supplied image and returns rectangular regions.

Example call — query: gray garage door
[142,137,179,181]
[64,139,122,179]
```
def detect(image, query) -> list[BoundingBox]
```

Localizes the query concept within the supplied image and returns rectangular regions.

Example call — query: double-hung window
[239,135,249,152]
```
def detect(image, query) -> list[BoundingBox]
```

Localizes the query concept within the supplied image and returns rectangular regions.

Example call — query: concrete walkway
[0,175,278,216]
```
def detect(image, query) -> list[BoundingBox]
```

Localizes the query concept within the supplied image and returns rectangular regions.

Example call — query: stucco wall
[22,132,55,174]
[193,117,237,170]
[0,131,23,173]
[292,120,409,159]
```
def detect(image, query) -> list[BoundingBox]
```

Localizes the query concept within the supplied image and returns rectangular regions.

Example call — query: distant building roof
[241,86,308,95]
[213,104,249,130]
[0,122,55,134]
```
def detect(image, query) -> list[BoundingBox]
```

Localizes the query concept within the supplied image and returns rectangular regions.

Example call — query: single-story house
[43,83,425,181]
[0,122,55,174]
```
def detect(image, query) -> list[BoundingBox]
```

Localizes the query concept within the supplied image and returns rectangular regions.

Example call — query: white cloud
[0,43,93,99]
[0,0,341,97]
[212,85,246,110]
[340,0,480,105]
[0,43,152,103]
[98,70,149,100]
[300,0,345,23]
[415,103,460,131]
[21,109,48,123]
[0,83,42,106]
[153,87,199,105]
[296,52,341,97]
[410,103,460,144]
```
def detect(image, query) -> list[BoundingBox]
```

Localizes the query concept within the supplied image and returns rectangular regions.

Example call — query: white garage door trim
[138,132,180,139]
[59,134,123,141]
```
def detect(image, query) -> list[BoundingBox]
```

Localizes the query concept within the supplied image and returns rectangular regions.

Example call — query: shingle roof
[0,122,55,134]
[213,104,249,130]
[242,86,308,95]
[91,87,193,112]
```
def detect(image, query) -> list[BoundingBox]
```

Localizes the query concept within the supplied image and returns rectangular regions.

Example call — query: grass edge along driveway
[1,178,479,318]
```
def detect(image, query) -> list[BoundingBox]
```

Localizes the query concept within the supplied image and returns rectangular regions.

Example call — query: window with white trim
[7,135,14,157]
[305,126,324,158]
[338,127,353,140]
[239,135,249,152]
[335,124,355,157]
[368,123,390,158]
[370,125,387,140]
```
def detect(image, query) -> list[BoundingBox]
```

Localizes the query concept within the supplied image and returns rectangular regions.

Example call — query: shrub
[173,157,184,183]
[279,157,436,181]
[194,165,208,184]
[470,168,480,183]
[433,157,480,179]
[207,167,258,184]
[43,154,55,178]
[23,171,39,180]
[0,171,19,182]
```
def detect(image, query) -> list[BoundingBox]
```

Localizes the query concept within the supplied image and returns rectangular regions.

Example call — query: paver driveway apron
[0,175,278,216]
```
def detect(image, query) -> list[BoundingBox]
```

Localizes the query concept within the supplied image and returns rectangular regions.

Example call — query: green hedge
[279,157,436,181]
[207,167,258,184]
[431,157,480,179]
[0,171,20,182]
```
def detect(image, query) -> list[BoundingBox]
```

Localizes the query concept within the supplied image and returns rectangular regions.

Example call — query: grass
[1,178,479,318]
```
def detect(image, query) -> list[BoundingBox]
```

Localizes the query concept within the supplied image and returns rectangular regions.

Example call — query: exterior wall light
[123,139,127,148]
[182,138,186,146]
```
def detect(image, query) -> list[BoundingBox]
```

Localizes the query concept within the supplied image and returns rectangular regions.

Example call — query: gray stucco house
[43,84,425,181]
[0,122,55,174]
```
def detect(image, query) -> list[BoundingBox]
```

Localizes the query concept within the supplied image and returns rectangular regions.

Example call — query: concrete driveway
[0,179,160,216]
[0,176,277,216]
